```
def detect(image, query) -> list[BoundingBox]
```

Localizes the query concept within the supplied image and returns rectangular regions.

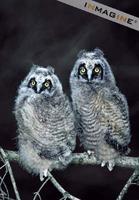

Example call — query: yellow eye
[44,80,50,88]
[31,80,36,86]
[94,67,100,73]
[80,67,86,75]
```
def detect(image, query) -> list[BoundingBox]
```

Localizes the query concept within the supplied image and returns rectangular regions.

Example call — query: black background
[0,0,139,199]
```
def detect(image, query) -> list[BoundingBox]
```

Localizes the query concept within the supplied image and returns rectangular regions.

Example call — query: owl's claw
[86,150,96,160]
[107,160,115,171]
[101,161,106,167]
[87,150,92,156]
[101,160,115,171]
[40,169,48,181]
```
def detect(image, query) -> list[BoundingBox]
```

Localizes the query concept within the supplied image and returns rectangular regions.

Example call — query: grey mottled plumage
[14,65,76,180]
[70,48,131,170]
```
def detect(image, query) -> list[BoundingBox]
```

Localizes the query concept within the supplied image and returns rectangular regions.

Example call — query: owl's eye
[79,64,86,76]
[29,78,37,88]
[28,78,37,92]
[31,80,36,86]
[44,80,51,88]
[93,64,102,74]
[94,67,100,73]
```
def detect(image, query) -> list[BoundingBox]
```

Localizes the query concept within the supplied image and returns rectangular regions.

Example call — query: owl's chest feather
[75,90,110,133]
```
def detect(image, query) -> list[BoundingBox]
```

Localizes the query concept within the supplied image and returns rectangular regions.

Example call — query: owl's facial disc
[28,77,53,93]
[77,63,103,82]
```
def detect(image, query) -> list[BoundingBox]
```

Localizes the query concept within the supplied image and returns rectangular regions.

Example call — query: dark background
[0,0,139,199]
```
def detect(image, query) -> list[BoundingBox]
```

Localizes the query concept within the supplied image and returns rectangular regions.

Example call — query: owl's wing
[103,89,131,154]
[20,101,46,141]
[110,89,129,120]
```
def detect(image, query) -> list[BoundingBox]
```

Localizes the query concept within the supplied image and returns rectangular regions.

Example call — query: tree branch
[1,149,139,200]
[4,150,139,170]
[33,177,50,200]
[1,149,81,200]
[0,148,21,200]
[116,170,139,200]
[71,153,139,169]
[47,171,80,200]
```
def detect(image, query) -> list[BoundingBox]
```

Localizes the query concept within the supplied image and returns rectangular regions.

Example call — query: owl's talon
[44,169,48,177]
[40,174,44,182]
[87,150,92,156]
[107,161,115,171]
[86,150,96,159]
[101,161,106,167]
[101,160,115,171]
[40,169,48,181]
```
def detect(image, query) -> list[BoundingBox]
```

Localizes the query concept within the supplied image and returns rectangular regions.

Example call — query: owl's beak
[37,85,43,93]
[87,76,92,83]
[87,70,92,82]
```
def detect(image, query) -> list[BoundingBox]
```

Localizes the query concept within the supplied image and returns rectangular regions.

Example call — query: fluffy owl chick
[14,65,76,181]
[70,48,131,171]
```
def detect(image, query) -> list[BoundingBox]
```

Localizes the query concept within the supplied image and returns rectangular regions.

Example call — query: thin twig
[0,148,21,200]
[0,193,15,200]
[116,170,139,200]
[33,177,50,200]
[0,166,9,198]
[0,162,8,170]
[47,171,80,200]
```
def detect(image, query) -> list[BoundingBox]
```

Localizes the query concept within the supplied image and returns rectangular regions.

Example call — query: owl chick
[14,65,76,181]
[70,48,131,171]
